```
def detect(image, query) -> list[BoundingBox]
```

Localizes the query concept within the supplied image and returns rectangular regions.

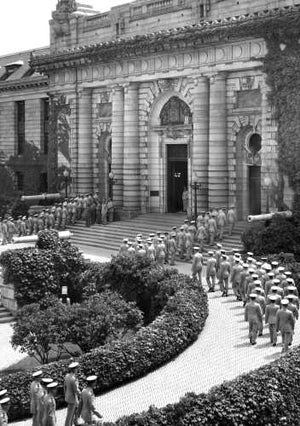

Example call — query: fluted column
[123,83,140,213]
[192,76,209,211]
[111,85,124,208]
[208,73,228,208]
[77,89,93,193]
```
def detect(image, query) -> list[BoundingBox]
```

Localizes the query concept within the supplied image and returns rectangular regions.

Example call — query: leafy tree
[11,292,144,363]
[11,298,71,364]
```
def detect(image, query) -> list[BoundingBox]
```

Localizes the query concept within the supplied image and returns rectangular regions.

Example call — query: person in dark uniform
[244,293,263,345]
[64,362,80,426]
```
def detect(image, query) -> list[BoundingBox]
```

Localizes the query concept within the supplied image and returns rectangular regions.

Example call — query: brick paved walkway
[7,254,300,425]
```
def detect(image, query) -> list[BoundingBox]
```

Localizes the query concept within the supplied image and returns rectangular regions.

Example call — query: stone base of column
[118,208,140,221]
[208,167,229,209]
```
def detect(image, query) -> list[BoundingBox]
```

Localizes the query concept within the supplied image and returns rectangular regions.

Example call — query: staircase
[68,213,248,258]
[0,306,14,324]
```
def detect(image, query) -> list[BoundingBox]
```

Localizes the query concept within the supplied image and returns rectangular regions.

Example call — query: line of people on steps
[0,193,115,244]
[117,207,237,267]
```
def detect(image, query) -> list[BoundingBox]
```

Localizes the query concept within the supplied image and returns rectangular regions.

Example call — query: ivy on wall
[48,94,71,193]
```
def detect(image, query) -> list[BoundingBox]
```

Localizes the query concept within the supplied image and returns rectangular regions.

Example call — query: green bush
[105,347,300,426]
[0,238,86,306]
[241,214,300,260]
[11,292,143,363]
[93,255,184,324]
[2,273,208,422]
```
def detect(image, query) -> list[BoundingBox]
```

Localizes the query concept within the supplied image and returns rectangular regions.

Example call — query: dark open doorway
[249,166,261,215]
[167,145,188,212]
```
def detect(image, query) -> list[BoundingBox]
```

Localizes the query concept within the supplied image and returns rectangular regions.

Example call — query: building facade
[1,0,298,219]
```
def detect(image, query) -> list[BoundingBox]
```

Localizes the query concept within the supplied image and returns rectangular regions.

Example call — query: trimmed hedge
[0,240,86,306]
[104,347,300,426]
[2,272,208,421]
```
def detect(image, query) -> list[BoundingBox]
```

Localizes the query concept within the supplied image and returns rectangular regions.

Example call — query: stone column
[123,83,140,214]
[208,73,228,208]
[111,85,124,209]
[192,76,209,212]
[77,89,93,193]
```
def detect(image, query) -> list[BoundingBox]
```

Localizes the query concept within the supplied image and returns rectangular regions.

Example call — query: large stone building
[0,0,298,219]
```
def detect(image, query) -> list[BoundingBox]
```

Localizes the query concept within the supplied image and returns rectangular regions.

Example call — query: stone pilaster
[111,85,124,209]
[77,89,93,193]
[208,73,228,208]
[123,83,140,214]
[192,76,209,211]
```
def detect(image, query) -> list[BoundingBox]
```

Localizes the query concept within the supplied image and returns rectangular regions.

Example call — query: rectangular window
[16,171,24,191]
[40,172,48,192]
[41,98,49,154]
[16,101,25,155]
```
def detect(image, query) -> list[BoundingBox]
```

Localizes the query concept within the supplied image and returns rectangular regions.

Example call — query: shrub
[11,292,143,363]
[0,238,86,306]
[2,273,208,421]
[94,255,185,324]
[36,229,60,250]
[106,347,300,426]
[241,214,300,260]
[11,298,71,364]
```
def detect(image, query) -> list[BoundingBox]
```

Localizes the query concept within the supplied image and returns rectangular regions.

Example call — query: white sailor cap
[41,378,53,385]
[86,375,98,382]
[0,397,10,405]
[32,370,43,378]
[0,390,7,397]
[281,299,289,305]
[68,362,79,369]
[47,382,58,389]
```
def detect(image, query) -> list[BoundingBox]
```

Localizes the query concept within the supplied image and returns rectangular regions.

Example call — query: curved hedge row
[105,347,300,426]
[2,273,208,421]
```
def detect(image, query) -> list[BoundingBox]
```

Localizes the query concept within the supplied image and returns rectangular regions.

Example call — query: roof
[30,4,300,72]
[0,47,49,92]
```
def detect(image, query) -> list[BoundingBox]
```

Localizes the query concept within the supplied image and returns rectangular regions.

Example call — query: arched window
[248,133,262,155]
[160,96,192,126]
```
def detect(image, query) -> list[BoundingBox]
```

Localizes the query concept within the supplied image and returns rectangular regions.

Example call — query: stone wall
[0,283,17,315]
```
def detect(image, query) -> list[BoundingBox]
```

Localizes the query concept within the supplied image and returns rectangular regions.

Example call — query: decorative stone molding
[52,0,77,38]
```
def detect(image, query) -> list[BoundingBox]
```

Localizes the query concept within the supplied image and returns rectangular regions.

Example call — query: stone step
[0,306,14,323]
[68,214,246,255]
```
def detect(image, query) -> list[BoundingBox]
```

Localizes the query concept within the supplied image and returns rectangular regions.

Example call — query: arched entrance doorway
[236,127,262,219]
[160,97,191,212]
[248,133,262,215]
[148,94,192,213]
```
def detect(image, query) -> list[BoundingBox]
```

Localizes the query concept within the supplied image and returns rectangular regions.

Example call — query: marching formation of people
[117,207,237,267]
[21,361,102,426]
[0,193,115,245]
[202,247,299,352]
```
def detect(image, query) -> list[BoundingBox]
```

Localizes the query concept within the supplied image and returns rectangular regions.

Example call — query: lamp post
[264,176,272,214]
[108,171,117,199]
[190,182,201,220]
[63,169,70,199]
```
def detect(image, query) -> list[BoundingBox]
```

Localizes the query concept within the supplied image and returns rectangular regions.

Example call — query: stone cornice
[0,76,48,93]
[30,5,300,73]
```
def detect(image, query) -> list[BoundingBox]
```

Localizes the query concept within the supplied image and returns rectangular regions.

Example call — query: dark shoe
[259,333,263,337]
[272,343,276,347]
[251,341,257,345]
